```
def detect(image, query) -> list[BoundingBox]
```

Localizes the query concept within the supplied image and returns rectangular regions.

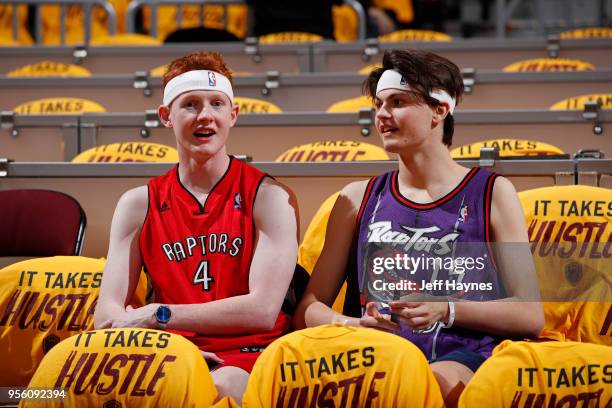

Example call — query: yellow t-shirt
[21,328,216,408]
[0,256,148,386]
[459,340,612,408]
[518,186,611,345]
[243,324,444,408]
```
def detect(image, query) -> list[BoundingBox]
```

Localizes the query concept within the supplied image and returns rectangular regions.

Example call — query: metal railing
[0,0,117,45]
[1,159,610,185]
[125,0,367,40]
[125,0,243,38]
[495,0,608,38]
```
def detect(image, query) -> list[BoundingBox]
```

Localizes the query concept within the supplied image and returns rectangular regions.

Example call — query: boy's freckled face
[166,90,238,159]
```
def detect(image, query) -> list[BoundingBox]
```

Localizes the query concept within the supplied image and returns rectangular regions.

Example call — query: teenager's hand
[200,350,225,365]
[389,294,450,330]
[99,304,158,329]
[360,302,401,331]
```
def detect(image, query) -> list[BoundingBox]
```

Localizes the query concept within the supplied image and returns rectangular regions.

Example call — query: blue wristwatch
[155,305,172,329]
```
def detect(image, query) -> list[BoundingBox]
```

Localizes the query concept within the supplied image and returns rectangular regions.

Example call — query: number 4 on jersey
[193,260,214,290]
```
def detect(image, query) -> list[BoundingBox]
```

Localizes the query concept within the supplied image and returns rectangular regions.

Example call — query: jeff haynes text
[371,279,494,292]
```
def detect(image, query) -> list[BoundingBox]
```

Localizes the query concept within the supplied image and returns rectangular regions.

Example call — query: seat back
[0,256,148,387]
[518,185,611,345]
[242,325,444,408]
[459,340,612,408]
[24,328,217,407]
[0,189,86,257]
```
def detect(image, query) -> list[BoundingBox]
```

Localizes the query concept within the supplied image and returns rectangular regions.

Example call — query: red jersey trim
[484,172,500,271]
[174,156,235,215]
[390,167,479,210]
[249,174,269,266]
[356,177,377,228]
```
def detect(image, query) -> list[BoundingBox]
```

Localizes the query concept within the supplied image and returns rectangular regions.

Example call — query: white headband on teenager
[375,69,456,114]
[162,70,234,106]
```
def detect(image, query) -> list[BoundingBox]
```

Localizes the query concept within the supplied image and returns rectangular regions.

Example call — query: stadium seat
[326,96,373,113]
[332,4,359,41]
[7,61,92,77]
[378,29,453,42]
[0,256,149,387]
[280,141,390,312]
[71,142,179,163]
[234,97,282,113]
[276,140,388,163]
[450,139,565,159]
[0,189,86,258]
[560,27,612,39]
[461,184,611,405]
[0,4,33,45]
[503,58,595,72]
[243,324,445,407]
[12,97,106,115]
[22,327,216,407]
[519,185,611,346]
[39,0,124,45]
[458,340,612,408]
[91,33,162,46]
[550,93,612,110]
[0,35,22,46]
[258,32,324,44]
[358,64,381,74]
[141,4,247,41]
[164,27,240,43]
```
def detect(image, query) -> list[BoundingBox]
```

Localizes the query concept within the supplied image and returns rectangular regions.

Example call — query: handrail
[2,109,611,129]
[2,69,611,87]
[125,0,244,38]
[125,0,366,40]
[343,0,366,40]
[0,159,586,178]
[0,0,117,45]
[495,0,607,38]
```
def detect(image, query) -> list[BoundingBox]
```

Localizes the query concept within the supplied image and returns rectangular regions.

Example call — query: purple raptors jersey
[347,167,506,361]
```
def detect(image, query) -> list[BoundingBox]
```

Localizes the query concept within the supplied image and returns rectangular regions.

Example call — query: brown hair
[363,49,463,146]
[162,51,233,87]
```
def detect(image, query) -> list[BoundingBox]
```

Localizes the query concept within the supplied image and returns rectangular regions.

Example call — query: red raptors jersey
[140,156,291,352]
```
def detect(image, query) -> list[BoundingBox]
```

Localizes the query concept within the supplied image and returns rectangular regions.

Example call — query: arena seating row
[1,70,611,112]
[1,37,611,74]
[2,108,610,162]
[1,7,610,408]
[312,37,612,72]
[1,0,608,46]
[0,160,610,407]
[1,158,610,259]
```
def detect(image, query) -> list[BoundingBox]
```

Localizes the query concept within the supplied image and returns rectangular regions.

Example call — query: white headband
[162,70,234,106]
[375,69,456,114]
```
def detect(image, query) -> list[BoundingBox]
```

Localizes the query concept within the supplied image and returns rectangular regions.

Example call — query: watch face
[156,305,171,323]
